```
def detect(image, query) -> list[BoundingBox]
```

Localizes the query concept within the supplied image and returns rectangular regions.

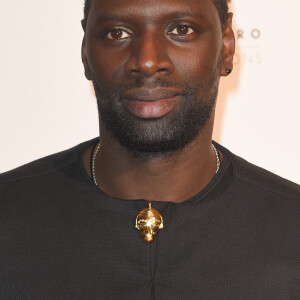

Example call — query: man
[0,0,299,298]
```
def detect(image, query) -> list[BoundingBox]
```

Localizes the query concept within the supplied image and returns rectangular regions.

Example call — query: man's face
[82,0,234,158]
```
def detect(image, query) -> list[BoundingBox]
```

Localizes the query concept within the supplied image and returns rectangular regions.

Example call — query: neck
[83,119,220,203]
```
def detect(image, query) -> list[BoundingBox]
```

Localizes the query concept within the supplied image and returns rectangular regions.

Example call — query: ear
[220,13,235,76]
[81,20,92,81]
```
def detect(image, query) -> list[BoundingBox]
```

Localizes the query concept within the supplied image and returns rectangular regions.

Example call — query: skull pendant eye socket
[135,203,163,244]
[137,220,148,230]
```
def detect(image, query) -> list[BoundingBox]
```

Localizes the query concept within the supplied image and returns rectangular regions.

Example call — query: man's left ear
[220,13,235,76]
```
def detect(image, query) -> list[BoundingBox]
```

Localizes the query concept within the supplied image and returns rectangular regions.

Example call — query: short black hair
[83,0,229,29]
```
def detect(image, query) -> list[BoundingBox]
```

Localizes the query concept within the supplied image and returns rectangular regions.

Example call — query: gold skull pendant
[135,202,163,243]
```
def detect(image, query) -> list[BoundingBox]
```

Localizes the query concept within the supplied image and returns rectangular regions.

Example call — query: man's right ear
[81,35,92,81]
[81,19,86,31]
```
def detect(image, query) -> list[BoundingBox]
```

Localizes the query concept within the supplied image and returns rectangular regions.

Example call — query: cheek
[170,38,222,83]
[87,41,128,83]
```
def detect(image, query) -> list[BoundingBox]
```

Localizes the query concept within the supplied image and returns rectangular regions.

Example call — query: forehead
[88,0,219,25]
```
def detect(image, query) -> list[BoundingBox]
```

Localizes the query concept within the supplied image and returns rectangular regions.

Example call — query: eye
[169,25,195,36]
[106,28,131,40]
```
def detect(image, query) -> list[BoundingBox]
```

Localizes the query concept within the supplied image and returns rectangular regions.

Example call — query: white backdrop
[0,0,299,184]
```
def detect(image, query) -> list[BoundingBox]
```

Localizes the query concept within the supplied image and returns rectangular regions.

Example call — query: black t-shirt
[0,139,299,299]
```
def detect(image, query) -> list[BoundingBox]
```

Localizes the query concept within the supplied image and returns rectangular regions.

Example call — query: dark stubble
[92,66,220,160]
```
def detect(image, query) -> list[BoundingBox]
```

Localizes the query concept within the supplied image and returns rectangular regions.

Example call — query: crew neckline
[78,138,233,207]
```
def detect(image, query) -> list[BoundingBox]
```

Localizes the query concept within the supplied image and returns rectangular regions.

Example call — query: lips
[123,88,181,118]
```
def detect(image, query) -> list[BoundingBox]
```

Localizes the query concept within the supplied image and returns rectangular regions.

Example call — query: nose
[147,226,153,235]
[125,31,174,77]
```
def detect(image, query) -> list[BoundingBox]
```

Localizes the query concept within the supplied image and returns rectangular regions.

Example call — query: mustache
[93,77,198,99]
[121,77,185,89]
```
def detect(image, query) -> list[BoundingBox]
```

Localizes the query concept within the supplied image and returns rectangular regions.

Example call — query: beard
[92,67,220,160]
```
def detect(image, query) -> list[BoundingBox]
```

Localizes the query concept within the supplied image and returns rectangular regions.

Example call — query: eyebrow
[95,10,207,24]
[169,10,207,19]
[96,15,123,23]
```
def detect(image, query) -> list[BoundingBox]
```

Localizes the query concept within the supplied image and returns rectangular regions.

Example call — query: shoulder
[216,143,300,202]
[0,138,97,185]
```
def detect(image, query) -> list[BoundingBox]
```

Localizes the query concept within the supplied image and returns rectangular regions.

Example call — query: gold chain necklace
[91,142,220,243]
